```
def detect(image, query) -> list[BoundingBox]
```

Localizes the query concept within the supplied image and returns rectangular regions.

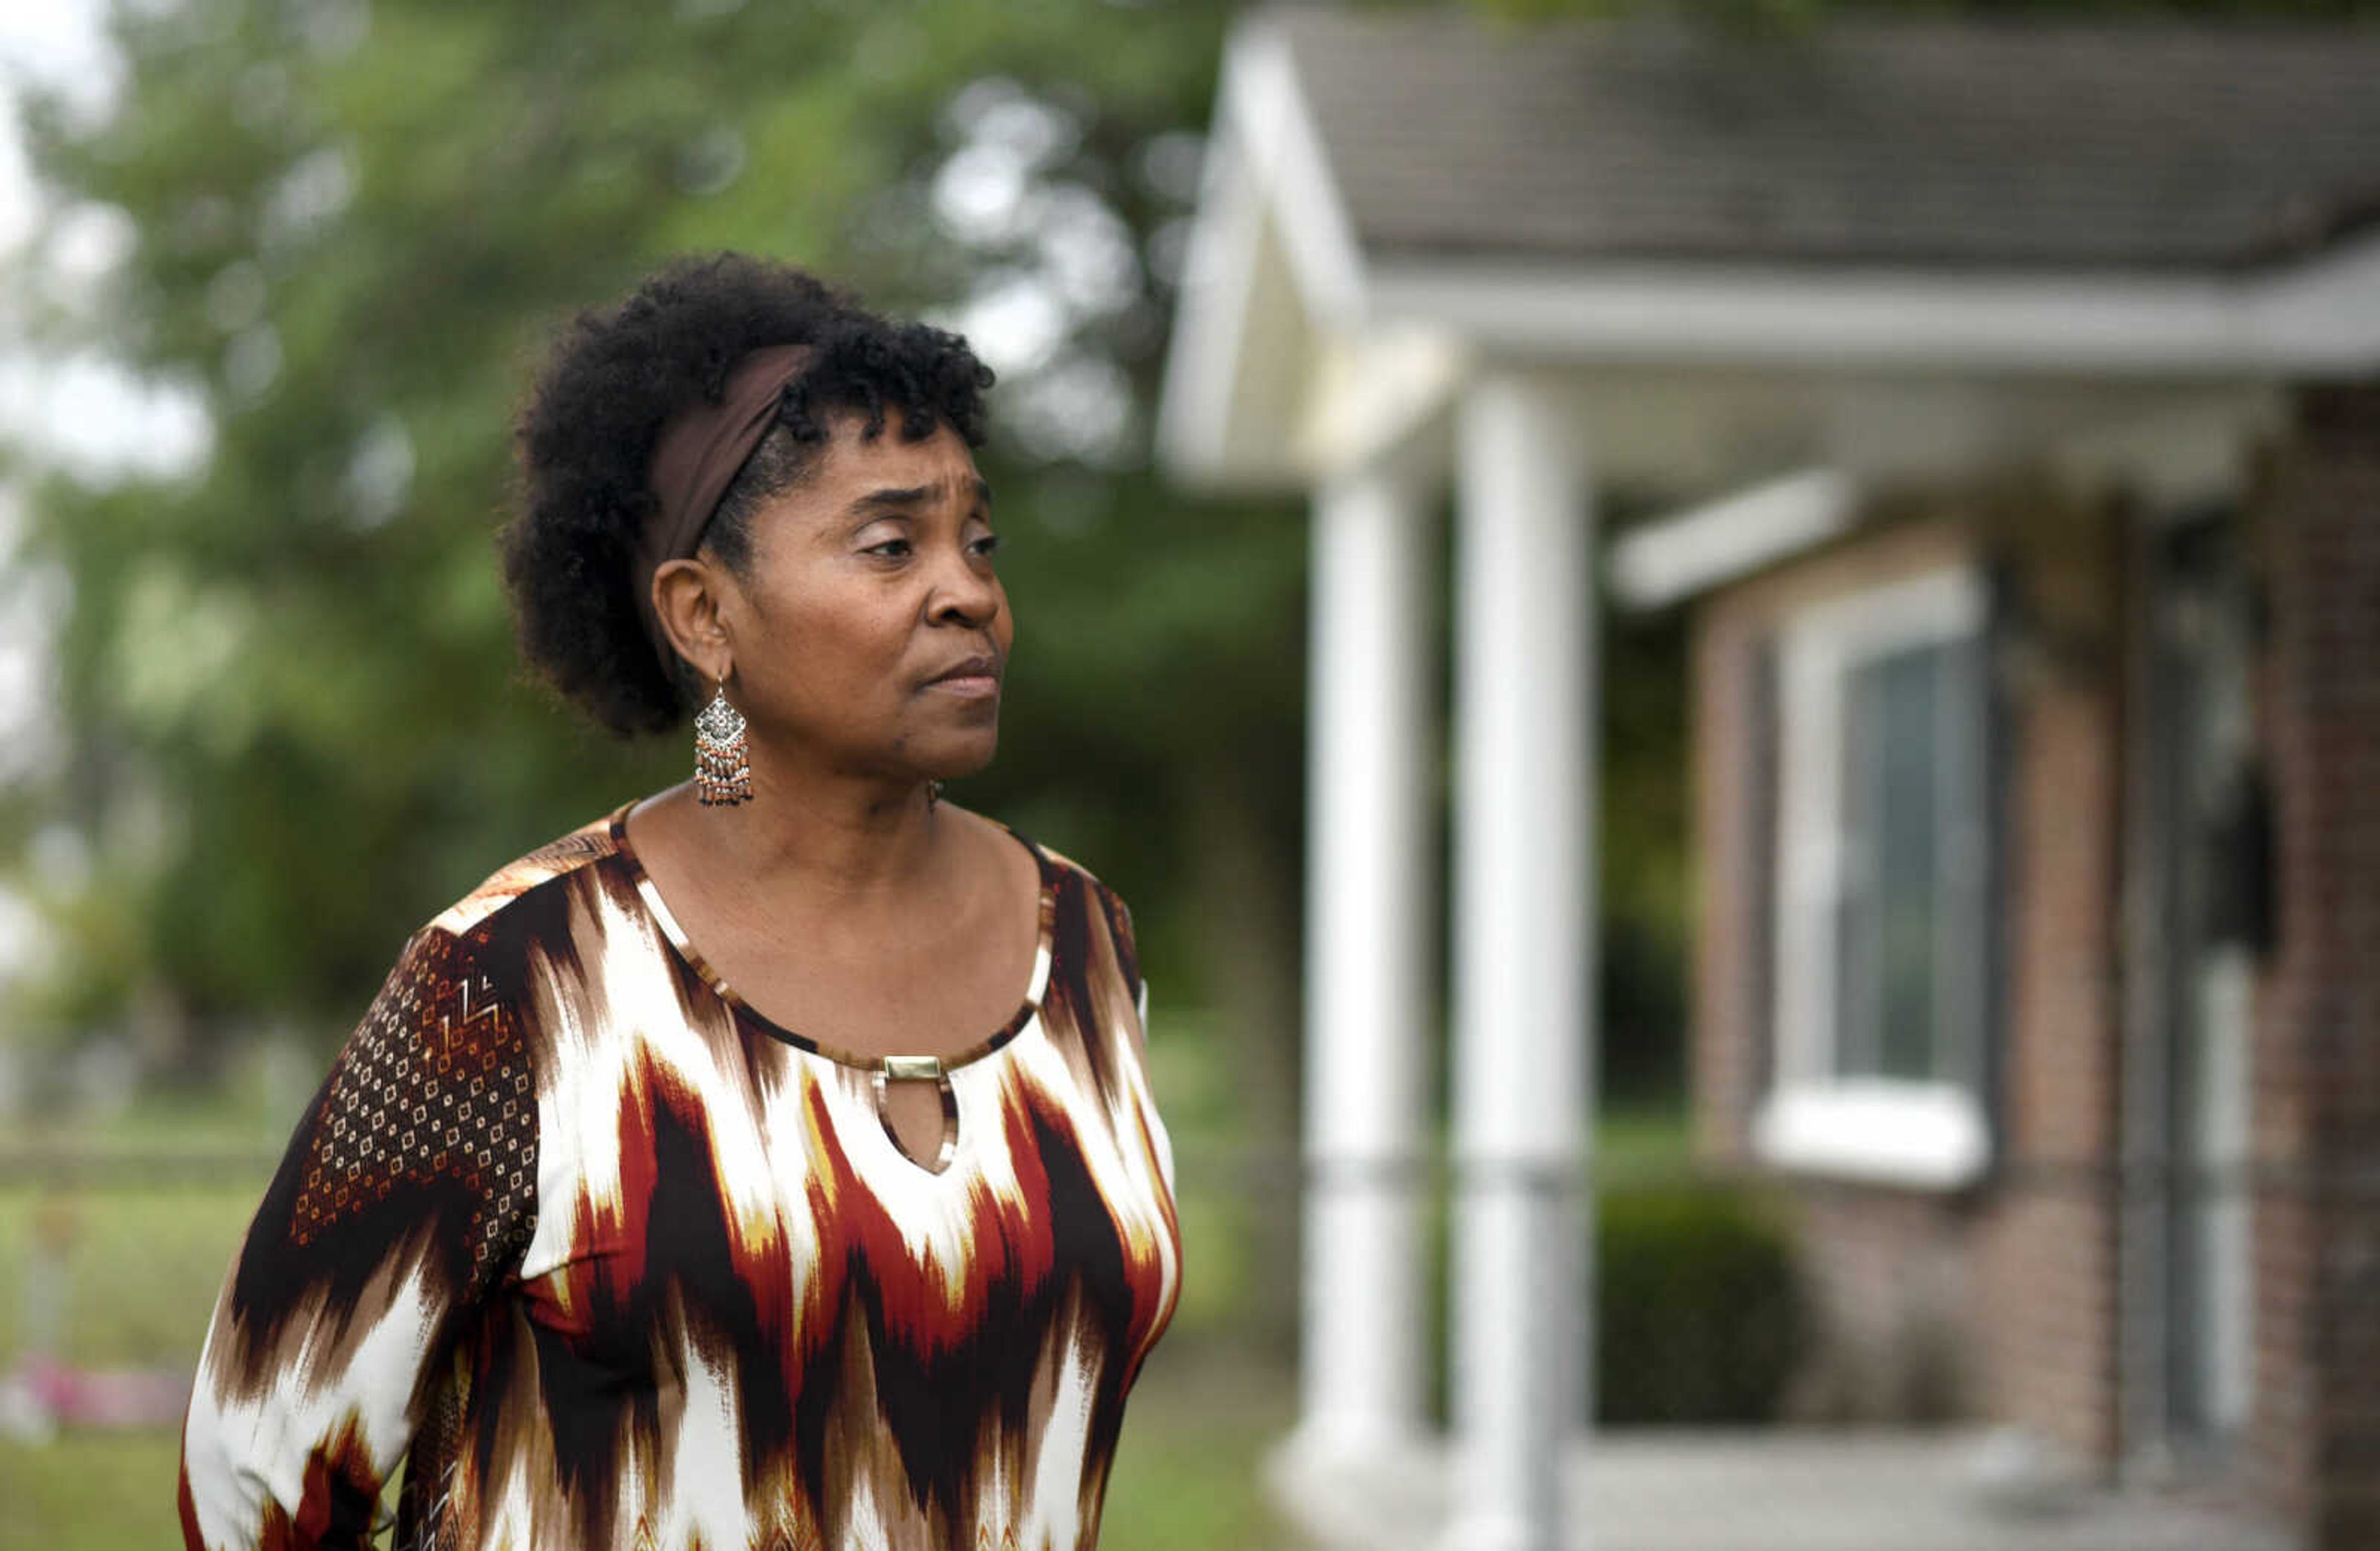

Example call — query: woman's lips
[925,674,999,698]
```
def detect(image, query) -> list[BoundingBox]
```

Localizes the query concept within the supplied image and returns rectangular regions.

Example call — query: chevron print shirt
[178,803,1183,1550]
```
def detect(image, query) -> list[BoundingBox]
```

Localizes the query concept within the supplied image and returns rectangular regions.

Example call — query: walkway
[1267,1429,2293,1551]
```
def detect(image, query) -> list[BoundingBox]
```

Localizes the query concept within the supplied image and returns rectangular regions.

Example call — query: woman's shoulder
[422,804,627,942]
[992,816,1129,915]
[1016,828,1100,893]
[992,816,1144,990]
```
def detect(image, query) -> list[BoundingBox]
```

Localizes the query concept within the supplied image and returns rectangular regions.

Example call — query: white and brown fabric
[178,803,1182,1550]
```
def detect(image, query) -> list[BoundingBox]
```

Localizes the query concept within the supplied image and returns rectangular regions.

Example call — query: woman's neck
[633,754,951,916]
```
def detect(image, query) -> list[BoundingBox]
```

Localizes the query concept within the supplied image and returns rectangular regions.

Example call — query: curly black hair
[501,253,996,737]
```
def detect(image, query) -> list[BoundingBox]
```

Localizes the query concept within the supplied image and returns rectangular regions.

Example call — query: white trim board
[1367,232,2380,376]
[1754,1082,1991,1192]
[1608,467,1857,610]
[1156,15,1369,487]
[1227,17,1367,330]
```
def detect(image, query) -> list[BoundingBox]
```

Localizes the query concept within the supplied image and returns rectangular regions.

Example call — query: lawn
[0,1172,261,1551]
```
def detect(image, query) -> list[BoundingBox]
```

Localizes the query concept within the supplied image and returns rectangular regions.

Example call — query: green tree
[9,7,1723,1359]
[7,0,1308,1059]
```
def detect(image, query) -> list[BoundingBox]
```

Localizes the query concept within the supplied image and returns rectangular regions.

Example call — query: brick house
[1659,398,2380,1547]
[1158,8,2380,1547]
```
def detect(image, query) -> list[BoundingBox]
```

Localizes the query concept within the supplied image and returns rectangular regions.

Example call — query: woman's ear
[652,556,733,683]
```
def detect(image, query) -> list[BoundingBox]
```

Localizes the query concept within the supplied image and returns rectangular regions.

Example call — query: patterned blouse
[177,802,1183,1550]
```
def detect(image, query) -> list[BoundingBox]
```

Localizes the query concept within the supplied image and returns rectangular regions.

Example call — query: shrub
[1594,1185,1804,1425]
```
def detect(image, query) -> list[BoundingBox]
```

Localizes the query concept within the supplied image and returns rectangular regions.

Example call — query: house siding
[2253,382,2380,1550]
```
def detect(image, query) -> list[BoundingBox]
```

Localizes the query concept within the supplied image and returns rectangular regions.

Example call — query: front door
[2143,514,2260,1456]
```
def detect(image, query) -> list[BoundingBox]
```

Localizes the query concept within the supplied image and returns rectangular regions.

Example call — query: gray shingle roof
[1272,7,2380,272]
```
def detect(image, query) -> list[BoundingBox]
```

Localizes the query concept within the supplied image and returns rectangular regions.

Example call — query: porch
[1268,1429,2293,1551]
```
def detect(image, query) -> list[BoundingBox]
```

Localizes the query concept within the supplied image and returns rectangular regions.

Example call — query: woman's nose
[927,542,1000,625]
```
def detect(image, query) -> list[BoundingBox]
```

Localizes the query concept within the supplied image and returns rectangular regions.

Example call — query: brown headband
[637,341,814,674]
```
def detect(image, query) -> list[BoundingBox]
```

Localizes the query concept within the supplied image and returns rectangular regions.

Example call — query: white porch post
[1289,451,1435,1466]
[1442,373,1595,1551]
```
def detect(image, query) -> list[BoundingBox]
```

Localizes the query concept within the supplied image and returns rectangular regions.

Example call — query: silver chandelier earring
[693,675,753,807]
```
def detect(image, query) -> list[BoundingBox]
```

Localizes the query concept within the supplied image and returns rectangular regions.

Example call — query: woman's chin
[920,731,1000,783]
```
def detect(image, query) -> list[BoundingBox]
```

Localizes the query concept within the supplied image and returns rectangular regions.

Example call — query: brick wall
[1688,491,2129,1466]
[1689,604,1768,1166]
[1978,490,2128,1470]
[2252,382,2380,1550]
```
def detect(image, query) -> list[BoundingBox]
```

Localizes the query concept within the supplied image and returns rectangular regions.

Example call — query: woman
[177,254,1183,1550]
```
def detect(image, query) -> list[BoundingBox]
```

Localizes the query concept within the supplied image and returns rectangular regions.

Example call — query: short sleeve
[178,925,538,1551]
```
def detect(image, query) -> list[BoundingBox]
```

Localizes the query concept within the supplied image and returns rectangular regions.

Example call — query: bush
[1594,1185,1804,1425]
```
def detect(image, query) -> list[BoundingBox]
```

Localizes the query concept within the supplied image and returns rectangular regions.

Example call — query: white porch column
[1288,450,1435,1467]
[1442,373,1595,1551]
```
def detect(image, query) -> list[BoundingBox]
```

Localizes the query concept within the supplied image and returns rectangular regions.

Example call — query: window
[1754,566,1993,1187]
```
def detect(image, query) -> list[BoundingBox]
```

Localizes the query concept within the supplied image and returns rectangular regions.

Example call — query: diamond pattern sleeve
[177,925,539,1551]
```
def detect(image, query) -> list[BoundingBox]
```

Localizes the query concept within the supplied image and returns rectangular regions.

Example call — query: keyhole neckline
[873,1067,962,1175]
[606,799,1060,1076]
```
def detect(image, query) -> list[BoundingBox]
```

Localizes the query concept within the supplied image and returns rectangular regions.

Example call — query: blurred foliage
[6,0,1307,1047]
[1595,1184,1805,1424]
[2,0,1698,1118]
[1598,602,1689,1105]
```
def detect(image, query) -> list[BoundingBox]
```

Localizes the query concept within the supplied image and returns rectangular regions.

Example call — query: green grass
[0,1179,260,1550]
[1088,1343,1303,1551]
[1594,1101,1693,1180]
[0,1182,262,1369]
[0,1431,186,1551]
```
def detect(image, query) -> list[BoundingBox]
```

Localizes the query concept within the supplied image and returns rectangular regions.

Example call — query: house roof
[1272,7,2380,273]
[1158,7,2380,491]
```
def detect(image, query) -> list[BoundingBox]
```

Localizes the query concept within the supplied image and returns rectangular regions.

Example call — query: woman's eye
[862,534,997,560]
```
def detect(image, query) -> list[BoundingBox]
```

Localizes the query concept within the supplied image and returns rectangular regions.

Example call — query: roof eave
[1363,229,2380,377]
[1156,14,1372,494]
